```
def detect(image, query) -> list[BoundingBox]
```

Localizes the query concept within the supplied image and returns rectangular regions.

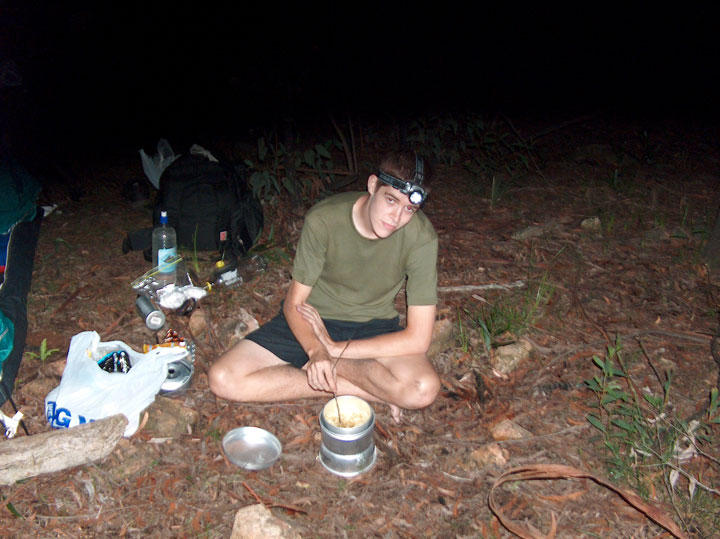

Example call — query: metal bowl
[160,358,194,394]
[222,427,282,470]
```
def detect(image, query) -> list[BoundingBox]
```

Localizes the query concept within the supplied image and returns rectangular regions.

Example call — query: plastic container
[152,211,177,286]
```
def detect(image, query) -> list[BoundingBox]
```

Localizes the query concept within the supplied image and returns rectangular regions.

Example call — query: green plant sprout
[456,307,470,353]
[460,271,555,356]
[191,226,201,273]
[25,338,59,362]
[585,339,720,535]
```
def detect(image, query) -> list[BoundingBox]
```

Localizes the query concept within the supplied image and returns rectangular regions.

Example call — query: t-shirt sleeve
[291,211,327,287]
[405,235,438,306]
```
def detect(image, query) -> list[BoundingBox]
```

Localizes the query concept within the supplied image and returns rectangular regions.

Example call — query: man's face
[366,179,420,239]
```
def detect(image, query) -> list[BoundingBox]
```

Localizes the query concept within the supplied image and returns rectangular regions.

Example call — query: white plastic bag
[189,144,219,162]
[45,331,189,437]
[139,138,180,189]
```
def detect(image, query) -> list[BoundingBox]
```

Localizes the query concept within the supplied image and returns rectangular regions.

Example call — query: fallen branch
[489,464,687,539]
[50,285,88,318]
[101,305,135,339]
[437,280,526,293]
[0,414,127,485]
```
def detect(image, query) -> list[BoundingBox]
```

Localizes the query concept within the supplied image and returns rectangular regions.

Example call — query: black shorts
[244,310,402,368]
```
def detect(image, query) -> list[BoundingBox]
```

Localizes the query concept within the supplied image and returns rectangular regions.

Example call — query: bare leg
[335,353,440,412]
[210,340,387,403]
[209,340,440,421]
[209,340,323,401]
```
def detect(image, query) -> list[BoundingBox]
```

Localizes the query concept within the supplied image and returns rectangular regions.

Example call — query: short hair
[378,150,431,189]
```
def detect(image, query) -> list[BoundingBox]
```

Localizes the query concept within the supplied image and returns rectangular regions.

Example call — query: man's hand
[296,303,338,355]
[303,348,337,393]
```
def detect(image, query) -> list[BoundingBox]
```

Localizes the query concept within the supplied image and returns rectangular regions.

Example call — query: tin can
[136,294,166,330]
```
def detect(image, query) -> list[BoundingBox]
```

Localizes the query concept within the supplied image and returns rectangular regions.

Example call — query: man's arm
[283,279,323,357]
[297,302,436,360]
[283,279,338,392]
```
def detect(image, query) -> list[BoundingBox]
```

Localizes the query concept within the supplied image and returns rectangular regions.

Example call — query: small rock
[491,419,533,441]
[143,396,199,438]
[231,504,302,539]
[188,309,207,335]
[491,338,533,375]
[222,308,260,348]
[427,318,455,359]
[512,226,545,241]
[470,443,509,467]
[580,216,601,232]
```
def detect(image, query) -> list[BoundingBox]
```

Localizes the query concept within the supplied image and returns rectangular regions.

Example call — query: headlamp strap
[376,154,427,205]
[414,154,424,185]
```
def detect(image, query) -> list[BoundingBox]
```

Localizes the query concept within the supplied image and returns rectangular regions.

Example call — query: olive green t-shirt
[291,191,438,322]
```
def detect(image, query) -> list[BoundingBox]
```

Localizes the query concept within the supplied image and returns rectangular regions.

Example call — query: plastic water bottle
[152,210,177,286]
[210,254,268,289]
[211,259,242,288]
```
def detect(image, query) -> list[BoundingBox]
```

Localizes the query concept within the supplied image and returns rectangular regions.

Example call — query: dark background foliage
[2,4,718,159]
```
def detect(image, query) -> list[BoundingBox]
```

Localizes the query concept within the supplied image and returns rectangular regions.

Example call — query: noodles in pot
[324,397,371,428]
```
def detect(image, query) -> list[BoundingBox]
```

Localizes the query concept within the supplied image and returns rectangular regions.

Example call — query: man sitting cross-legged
[209,150,441,421]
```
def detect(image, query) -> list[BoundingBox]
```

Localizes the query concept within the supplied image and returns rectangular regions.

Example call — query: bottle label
[218,268,241,286]
[157,247,177,274]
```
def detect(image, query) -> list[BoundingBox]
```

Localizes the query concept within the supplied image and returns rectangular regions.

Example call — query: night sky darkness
[1,4,718,162]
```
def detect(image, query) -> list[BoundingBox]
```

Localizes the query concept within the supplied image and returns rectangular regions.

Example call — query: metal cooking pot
[319,396,376,477]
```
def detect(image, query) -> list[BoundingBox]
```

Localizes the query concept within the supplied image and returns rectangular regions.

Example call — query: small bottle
[152,210,177,286]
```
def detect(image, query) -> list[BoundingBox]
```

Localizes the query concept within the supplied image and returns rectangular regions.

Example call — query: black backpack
[123,154,263,260]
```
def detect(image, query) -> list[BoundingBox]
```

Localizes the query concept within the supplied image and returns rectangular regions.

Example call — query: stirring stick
[333,391,342,425]
[332,339,352,426]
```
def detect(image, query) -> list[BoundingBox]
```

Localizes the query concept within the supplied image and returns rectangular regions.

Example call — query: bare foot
[389,404,403,423]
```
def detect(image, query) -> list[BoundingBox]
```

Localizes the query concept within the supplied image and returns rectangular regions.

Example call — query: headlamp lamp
[377,155,427,206]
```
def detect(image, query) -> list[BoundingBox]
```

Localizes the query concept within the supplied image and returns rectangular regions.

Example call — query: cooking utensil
[331,339,352,428]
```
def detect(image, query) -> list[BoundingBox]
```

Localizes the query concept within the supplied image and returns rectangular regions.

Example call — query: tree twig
[348,115,358,174]
[329,114,354,174]
[437,280,526,293]
[50,285,88,318]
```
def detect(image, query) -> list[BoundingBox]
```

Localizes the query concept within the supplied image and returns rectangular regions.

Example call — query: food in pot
[323,396,371,428]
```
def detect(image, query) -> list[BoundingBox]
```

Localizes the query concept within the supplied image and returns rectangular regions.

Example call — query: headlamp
[377,155,427,206]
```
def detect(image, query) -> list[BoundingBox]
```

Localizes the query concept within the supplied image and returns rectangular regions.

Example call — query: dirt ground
[2,113,720,538]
